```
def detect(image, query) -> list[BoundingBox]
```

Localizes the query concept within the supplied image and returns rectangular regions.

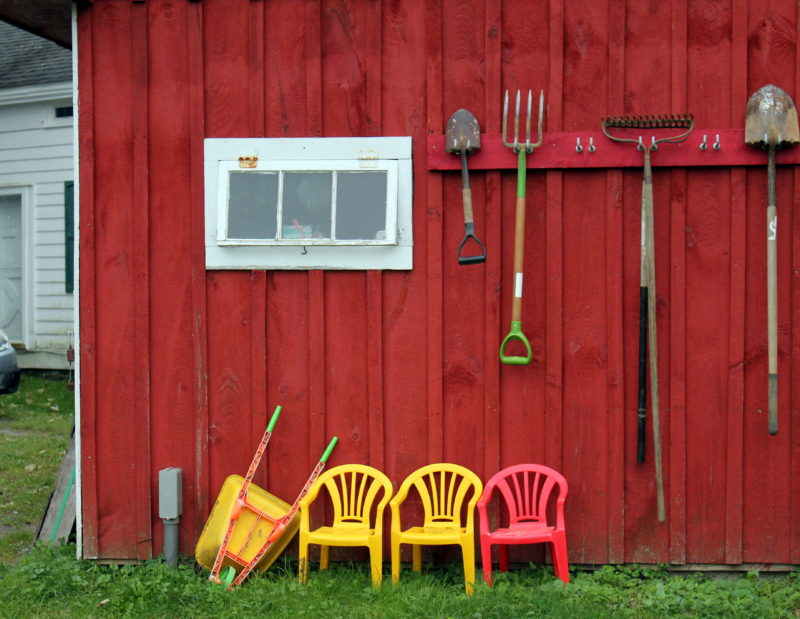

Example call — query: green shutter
[65,181,74,294]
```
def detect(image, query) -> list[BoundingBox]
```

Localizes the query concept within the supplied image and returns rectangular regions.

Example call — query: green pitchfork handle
[500,149,533,365]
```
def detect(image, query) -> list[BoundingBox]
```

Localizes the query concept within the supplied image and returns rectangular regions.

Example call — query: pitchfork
[499,89,544,365]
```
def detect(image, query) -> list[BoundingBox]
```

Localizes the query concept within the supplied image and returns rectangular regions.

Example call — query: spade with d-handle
[745,84,800,435]
[446,109,486,265]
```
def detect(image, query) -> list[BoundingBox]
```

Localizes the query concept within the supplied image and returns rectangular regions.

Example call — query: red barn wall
[77,0,800,566]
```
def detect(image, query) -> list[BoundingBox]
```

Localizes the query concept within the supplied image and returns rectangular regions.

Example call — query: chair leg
[298,541,309,585]
[480,538,494,587]
[499,544,509,572]
[551,535,570,584]
[412,544,422,572]
[391,539,402,584]
[320,545,330,571]
[461,541,476,596]
[368,539,383,587]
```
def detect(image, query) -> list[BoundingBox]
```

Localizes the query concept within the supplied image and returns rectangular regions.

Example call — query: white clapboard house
[0,20,74,369]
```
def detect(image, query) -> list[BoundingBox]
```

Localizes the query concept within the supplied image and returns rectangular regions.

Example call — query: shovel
[745,84,800,436]
[446,109,486,265]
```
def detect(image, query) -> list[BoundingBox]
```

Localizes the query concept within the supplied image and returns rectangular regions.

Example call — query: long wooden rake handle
[643,147,665,524]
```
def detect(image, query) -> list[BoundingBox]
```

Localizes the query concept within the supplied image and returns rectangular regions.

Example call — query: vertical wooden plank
[306,1,326,470]
[262,0,311,499]
[365,0,385,472]
[792,0,800,565]
[426,0,444,465]
[605,0,626,565]
[203,0,257,493]
[441,0,485,473]
[76,3,99,559]
[621,0,673,563]
[147,0,200,556]
[483,0,502,480]
[545,0,564,473]
[248,0,268,487]
[742,0,794,563]
[668,0,688,565]
[380,0,428,483]
[724,0,748,566]
[187,0,210,534]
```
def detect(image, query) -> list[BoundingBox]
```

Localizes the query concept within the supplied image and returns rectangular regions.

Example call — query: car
[0,329,20,394]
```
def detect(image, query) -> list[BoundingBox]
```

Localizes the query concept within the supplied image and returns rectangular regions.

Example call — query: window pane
[336,171,387,240]
[283,172,332,239]
[228,172,278,239]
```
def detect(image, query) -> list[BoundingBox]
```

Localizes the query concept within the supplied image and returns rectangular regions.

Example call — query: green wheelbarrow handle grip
[499,321,533,365]
[320,436,339,463]
[267,405,282,433]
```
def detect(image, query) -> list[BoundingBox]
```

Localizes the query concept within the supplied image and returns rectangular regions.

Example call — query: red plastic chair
[477,464,569,586]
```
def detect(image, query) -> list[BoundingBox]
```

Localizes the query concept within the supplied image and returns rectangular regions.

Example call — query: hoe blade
[745,84,800,148]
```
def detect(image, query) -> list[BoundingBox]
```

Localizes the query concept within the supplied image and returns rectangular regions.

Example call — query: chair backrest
[480,464,568,528]
[395,463,483,529]
[313,464,393,530]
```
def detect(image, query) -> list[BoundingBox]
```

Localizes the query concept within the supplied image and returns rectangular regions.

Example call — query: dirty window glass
[226,169,389,243]
[227,172,278,239]
[336,172,387,240]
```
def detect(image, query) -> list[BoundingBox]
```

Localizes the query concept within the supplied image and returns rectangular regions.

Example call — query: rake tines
[602,113,695,147]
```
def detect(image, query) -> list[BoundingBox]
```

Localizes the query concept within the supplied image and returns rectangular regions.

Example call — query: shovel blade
[446,109,481,155]
[745,84,800,147]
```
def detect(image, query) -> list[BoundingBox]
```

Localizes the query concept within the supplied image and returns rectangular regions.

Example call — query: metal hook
[713,134,721,150]
[650,136,658,151]
[576,137,583,153]
[588,137,596,153]
[637,136,645,151]
[700,134,708,150]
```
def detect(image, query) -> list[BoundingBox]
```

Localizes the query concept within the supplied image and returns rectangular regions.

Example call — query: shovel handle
[767,146,778,435]
[458,220,486,265]
[499,320,532,365]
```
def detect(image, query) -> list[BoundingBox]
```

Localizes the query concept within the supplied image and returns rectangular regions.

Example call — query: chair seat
[397,525,467,545]
[306,525,376,546]
[484,522,555,543]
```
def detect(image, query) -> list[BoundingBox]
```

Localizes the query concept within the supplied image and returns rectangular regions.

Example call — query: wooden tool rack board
[427,129,800,170]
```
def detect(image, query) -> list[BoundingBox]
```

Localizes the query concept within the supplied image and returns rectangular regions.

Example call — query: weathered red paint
[78,0,800,566]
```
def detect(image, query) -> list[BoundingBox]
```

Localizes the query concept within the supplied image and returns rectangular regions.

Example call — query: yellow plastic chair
[390,463,483,594]
[298,464,393,587]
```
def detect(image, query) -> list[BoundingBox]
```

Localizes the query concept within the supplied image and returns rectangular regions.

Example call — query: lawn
[1,373,799,617]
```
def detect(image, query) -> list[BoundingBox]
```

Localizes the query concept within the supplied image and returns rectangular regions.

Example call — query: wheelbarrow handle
[267,405,281,433]
[499,320,533,365]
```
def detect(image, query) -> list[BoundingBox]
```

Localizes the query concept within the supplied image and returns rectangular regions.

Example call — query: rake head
[602,114,695,148]
[602,114,694,129]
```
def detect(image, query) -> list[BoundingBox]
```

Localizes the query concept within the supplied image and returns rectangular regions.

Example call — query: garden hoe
[602,113,695,523]
[446,109,486,265]
[499,89,543,365]
[745,84,799,436]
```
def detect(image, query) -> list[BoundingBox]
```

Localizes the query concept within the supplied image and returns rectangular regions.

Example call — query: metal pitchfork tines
[601,112,694,524]
[499,90,544,366]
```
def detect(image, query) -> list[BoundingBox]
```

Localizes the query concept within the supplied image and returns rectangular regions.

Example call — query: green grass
[1,373,800,617]
[1,548,799,618]
[0,372,74,562]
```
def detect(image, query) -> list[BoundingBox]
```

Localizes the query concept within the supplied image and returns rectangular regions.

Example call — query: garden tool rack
[428,128,800,170]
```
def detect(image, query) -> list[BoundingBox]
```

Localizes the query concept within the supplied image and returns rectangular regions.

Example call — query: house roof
[0,20,72,90]
[0,0,71,49]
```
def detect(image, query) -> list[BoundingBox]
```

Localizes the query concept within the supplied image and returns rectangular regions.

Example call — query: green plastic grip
[517,150,527,198]
[499,320,533,365]
[267,406,281,432]
[320,436,339,463]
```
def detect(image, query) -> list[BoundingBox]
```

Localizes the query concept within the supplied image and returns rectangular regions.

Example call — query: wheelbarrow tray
[195,474,300,575]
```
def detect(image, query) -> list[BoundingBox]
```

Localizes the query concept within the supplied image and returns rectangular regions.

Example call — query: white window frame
[205,137,413,270]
